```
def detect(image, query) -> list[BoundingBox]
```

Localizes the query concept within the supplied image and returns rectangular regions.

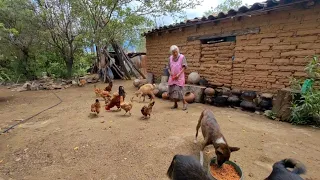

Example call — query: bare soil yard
[0,80,319,180]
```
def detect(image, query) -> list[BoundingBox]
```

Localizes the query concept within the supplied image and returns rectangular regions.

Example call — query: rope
[0,92,62,135]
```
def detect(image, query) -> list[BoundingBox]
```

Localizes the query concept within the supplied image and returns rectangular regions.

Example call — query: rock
[213,95,229,107]
[133,79,140,87]
[52,84,62,89]
[261,93,273,99]
[158,82,168,92]
[204,95,214,105]
[259,98,273,111]
[231,89,242,96]
[86,78,93,83]
[241,91,257,101]
[139,79,148,86]
[22,82,31,91]
[272,88,297,122]
[187,72,201,84]
[221,87,231,96]
[204,88,215,96]
[198,77,208,86]
[72,80,77,85]
[30,82,39,91]
[161,76,169,83]
[228,95,241,107]
[146,73,154,84]
[240,101,257,112]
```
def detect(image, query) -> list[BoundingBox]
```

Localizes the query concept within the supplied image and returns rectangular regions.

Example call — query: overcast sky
[156,0,265,26]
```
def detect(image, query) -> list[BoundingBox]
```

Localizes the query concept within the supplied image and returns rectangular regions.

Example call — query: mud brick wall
[200,42,235,87]
[146,4,320,92]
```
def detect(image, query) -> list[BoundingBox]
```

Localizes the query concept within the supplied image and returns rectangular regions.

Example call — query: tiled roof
[143,0,312,36]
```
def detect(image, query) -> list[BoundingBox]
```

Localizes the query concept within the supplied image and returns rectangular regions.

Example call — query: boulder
[158,82,168,92]
[187,72,201,84]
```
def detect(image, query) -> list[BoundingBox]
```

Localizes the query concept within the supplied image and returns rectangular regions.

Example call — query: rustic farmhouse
[144,0,320,92]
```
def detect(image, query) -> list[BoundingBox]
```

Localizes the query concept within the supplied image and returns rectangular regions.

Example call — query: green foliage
[0,0,200,81]
[290,55,320,126]
[204,0,243,16]
[264,110,277,120]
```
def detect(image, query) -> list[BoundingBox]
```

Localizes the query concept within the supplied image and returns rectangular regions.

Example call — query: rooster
[105,92,121,111]
[141,100,155,119]
[104,81,113,92]
[119,86,133,115]
[91,99,101,115]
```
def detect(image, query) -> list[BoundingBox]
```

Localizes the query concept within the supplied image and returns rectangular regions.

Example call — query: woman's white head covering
[170,45,179,55]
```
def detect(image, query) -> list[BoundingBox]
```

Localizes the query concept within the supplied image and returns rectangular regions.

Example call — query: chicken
[104,81,113,92]
[94,84,103,97]
[91,99,101,114]
[141,100,155,119]
[131,83,156,102]
[100,90,111,103]
[119,86,133,115]
[78,79,86,87]
[105,92,121,111]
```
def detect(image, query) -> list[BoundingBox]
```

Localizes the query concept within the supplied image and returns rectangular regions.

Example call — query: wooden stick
[111,43,131,80]
[119,46,146,79]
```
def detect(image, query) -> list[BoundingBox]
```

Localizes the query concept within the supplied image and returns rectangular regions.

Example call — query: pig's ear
[229,146,240,152]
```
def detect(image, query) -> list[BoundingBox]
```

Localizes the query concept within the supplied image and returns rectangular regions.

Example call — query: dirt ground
[0,80,319,180]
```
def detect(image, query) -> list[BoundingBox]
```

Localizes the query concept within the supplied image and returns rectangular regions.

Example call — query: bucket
[208,157,243,180]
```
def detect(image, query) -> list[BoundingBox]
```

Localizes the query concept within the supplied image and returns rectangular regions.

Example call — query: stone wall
[145,4,320,92]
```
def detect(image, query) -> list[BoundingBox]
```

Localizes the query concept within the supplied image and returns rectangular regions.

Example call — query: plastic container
[208,157,243,180]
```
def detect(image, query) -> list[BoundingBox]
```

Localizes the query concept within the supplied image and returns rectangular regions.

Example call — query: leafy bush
[290,55,320,126]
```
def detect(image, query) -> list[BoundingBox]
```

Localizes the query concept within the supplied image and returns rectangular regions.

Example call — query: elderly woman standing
[168,45,188,110]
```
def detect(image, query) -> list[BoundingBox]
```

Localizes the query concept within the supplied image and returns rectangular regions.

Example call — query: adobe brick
[249,33,277,39]
[272,45,296,50]
[293,71,307,77]
[261,38,281,44]
[293,57,309,64]
[243,45,270,51]
[297,43,320,49]
[296,29,320,36]
[273,59,290,65]
[246,58,271,65]
[279,65,305,71]
[283,36,317,43]
[256,65,279,70]
[281,50,315,57]
[261,51,280,58]
[277,32,294,37]
[271,72,292,76]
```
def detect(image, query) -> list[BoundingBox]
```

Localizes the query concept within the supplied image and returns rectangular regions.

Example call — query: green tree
[204,0,243,17]
[36,0,84,78]
[0,0,41,80]
[75,0,202,72]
